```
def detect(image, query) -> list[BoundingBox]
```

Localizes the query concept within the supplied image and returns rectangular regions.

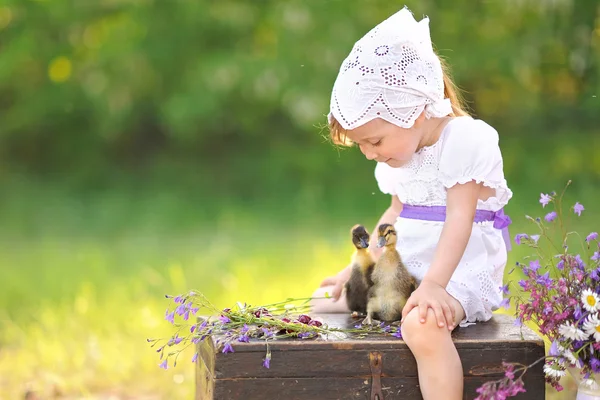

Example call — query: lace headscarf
[328,7,452,130]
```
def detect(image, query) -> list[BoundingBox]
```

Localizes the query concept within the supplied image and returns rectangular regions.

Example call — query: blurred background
[0,0,598,398]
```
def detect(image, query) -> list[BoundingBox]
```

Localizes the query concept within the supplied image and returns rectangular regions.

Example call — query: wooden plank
[197,337,215,400]
[212,376,544,400]
[213,346,544,379]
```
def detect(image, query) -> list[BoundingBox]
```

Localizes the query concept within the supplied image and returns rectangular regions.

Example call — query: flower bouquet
[148,292,402,371]
[476,182,600,399]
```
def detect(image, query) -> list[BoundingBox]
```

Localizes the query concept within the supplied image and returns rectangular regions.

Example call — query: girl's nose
[359,144,377,160]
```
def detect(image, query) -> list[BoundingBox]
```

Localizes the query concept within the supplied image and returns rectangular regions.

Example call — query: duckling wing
[365,263,375,288]
[346,266,369,312]
[393,263,417,298]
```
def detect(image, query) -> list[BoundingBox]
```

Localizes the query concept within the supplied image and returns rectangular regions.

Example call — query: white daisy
[543,362,566,379]
[583,313,600,342]
[559,321,589,341]
[557,343,579,366]
[582,289,600,312]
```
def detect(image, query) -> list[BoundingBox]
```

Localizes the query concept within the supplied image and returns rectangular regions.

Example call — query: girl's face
[344,115,425,168]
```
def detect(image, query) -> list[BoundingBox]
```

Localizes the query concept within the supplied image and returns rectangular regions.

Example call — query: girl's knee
[401,307,449,354]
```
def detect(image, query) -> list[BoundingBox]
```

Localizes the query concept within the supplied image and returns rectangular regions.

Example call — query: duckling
[344,224,375,317]
[363,223,417,325]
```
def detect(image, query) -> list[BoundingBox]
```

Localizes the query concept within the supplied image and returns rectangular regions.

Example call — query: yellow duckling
[344,224,375,317]
[363,223,416,324]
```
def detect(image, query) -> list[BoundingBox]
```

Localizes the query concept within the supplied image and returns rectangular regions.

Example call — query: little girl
[312,7,512,399]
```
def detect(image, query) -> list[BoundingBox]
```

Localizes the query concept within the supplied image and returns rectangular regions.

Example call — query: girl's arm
[321,195,403,300]
[401,181,482,328]
[421,181,481,287]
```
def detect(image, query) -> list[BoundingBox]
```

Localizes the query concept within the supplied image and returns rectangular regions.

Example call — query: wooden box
[197,314,545,400]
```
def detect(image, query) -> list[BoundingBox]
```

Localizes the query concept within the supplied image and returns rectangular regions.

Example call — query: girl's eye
[371,139,382,147]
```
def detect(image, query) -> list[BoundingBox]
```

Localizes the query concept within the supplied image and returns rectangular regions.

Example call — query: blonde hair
[329,56,470,146]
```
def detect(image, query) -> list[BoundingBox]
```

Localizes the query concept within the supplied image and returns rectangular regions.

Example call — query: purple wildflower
[557,258,565,270]
[165,311,175,324]
[593,252,600,262]
[159,360,168,369]
[173,336,183,345]
[536,272,552,287]
[261,327,274,338]
[175,304,186,316]
[574,305,583,320]
[173,296,184,304]
[518,279,528,289]
[575,254,586,269]
[531,234,540,244]
[222,343,235,353]
[192,353,199,363]
[529,260,541,273]
[500,284,510,295]
[393,329,402,339]
[545,212,557,222]
[500,298,510,309]
[591,268,600,281]
[183,310,190,321]
[549,341,560,357]
[263,354,271,369]
[591,358,600,373]
[514,318,522,327]
[219,315,231,324]
[587,232,599,243]
[574,202,585,216]
[540,193,551,207]
[514,233,528,245]
[237,334,250,343]
[240,324,250,334]
[573,340,585,350]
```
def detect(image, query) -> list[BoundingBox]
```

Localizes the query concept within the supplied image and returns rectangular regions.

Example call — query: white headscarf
[328,7,452,130]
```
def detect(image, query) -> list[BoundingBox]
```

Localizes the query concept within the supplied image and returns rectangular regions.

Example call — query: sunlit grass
[0,224,349,398]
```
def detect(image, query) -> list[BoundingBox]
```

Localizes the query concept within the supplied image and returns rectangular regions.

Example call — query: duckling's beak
[377,236,386,248]
[360,238,369,248]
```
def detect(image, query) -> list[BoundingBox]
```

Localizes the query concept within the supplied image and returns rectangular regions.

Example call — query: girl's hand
[319,266,350,301]
[401,280,456,330]
[318,275,344,301]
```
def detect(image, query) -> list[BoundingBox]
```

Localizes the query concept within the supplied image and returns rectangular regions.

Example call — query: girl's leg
[401,298,466,400]
[309,286,350,313]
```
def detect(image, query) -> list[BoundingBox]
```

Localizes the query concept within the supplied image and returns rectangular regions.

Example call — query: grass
[0,176,598,399]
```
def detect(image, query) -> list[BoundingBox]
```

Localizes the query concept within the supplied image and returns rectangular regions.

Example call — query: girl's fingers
[442,302,455,330]
[331,282,344,301]
[319,276,336,287]
[432,304,446,327]
[418,302,429,323]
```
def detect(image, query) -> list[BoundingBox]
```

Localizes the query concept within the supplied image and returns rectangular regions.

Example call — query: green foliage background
[0,0,599,398]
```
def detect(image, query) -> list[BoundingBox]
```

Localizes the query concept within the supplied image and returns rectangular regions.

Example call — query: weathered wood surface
[197,313,545,400]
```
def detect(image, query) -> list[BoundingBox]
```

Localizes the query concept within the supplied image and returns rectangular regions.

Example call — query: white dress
[374,116,513,325]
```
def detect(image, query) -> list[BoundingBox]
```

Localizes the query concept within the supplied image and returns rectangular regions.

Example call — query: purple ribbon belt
[399,205,512,251]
